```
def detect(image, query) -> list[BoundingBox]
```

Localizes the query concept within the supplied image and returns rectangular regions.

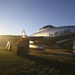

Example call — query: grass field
[0,47,75,75]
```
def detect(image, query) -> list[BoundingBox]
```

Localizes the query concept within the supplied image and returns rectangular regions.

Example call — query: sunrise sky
[0,0,75,35]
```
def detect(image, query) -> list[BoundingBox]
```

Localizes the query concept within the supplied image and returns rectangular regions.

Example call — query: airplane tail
[22,29,28,38]
[14,24,28,38]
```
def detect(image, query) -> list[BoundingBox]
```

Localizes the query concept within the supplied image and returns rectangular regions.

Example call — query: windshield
[39,25,55,30]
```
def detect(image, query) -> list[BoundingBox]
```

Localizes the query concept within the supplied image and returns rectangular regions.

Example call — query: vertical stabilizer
[22,29,27,38]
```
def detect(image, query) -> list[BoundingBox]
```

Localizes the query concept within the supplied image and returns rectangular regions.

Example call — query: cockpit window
[39,25,55,30]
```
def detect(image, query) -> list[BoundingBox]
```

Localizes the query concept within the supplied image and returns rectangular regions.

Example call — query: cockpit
[39,25,55,30]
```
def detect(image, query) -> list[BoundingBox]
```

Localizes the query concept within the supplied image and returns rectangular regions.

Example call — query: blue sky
[0,0,75,35]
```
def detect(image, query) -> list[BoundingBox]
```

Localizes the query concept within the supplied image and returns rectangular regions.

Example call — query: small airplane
[0,25,75,50]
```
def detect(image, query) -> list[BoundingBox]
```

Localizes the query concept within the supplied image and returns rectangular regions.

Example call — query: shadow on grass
[18,53,75,75]
[40,51,74,57]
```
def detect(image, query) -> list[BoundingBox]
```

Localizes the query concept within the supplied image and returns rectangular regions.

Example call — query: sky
[0,0,75,35]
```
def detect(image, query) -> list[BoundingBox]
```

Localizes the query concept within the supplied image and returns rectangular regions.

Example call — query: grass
[0,47,75,75]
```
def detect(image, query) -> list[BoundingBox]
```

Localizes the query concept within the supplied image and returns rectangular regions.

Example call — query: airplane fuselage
[31,25,75,44]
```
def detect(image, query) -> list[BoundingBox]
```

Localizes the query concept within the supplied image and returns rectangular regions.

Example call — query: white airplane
[29,25,75,49]
[0,25,75,50]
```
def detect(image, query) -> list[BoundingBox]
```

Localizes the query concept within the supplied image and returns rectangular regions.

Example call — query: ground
[0,47,75,75]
